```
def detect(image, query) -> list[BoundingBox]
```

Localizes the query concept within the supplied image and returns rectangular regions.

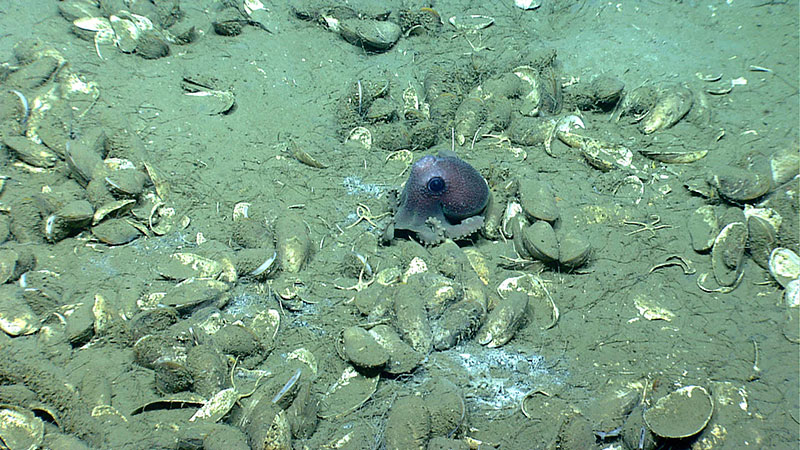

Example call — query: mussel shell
[711,222,747,286]
[558,234,591,269]
[342,326,389,369]
[522,220,559,263]
[383,395,430,450]
[393,293,432,353]
[104,168,147,198]
[369,324,422,375]
[710,166,771,202]
[644,385,713,439]
[769,248,800,288]
[3,135,59,168]
[339,19,401,51]
[275,214,310,274]
[45,200,94,242]
[769,148,800,186]
[476,291,528,348]
[91,218,142,245]
[747,214,778,269]
[687,205,718,253]
[432,297,486,350]
[519,179,559,222]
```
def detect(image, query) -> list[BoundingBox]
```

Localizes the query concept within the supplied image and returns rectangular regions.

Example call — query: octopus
[383,150,490,245]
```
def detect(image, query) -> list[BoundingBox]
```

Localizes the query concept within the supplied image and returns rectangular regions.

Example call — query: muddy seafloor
[0,1,798,449]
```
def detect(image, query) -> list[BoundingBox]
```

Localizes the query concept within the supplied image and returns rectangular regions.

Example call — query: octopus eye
[426,176,446,194]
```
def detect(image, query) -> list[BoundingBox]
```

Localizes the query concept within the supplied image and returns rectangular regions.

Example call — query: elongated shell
[640,84,693,134]
[711,222,747,287]
[432,297,486,350]
[275,214,310,273]
[476,291,528,347]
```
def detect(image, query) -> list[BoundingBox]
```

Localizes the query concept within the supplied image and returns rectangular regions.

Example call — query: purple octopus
[383,150,490,245]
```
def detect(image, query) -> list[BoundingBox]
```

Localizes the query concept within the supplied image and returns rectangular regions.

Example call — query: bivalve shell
[476,291,528,348]
[518,179,559,222]
[769,147,800,186]
[432,297,486,350]
[785,279,800,309]
[157,252,224,281]
[0,248,35,284]
[45,200,94,242]
[91,218,141,245]
[558,234,591,269]
[109,15,141,53]
[384,394,430,450]
[522,220,559,263]
[687,205,718,253]
[275,214,310,273]
[104,167,147,198]
[369,324,422,375]
[769,248,799,288]
[339,19,401,52]
[3,136,59,168]
[448,14,494,30]
[0,404,44,450]
[512,66,542,117]
[745,208,780,269]
[342,326,389,369]
[393,294,432,353]
[711,222,748,287]
[93,199,136,225]
[644,385,713,439]
[65,138,105,185]
[710,166,771,202]
[453,97,485,146]
[0,286,40,336]
[157,278,229,313]
[317,366,379,419]
[245,402,291,450]
[640,84,693,134]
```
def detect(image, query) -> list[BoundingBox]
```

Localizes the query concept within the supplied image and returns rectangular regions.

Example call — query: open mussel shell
[512,65,542,117]
[0,404,44,450]
[644,385,713,439]
[711,222,747,287]
[769,248,799,289]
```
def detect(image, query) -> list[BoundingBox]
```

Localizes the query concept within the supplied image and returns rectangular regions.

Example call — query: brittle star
[623,215,672,237]
[345,203,389,229]
[334,267,375,293]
